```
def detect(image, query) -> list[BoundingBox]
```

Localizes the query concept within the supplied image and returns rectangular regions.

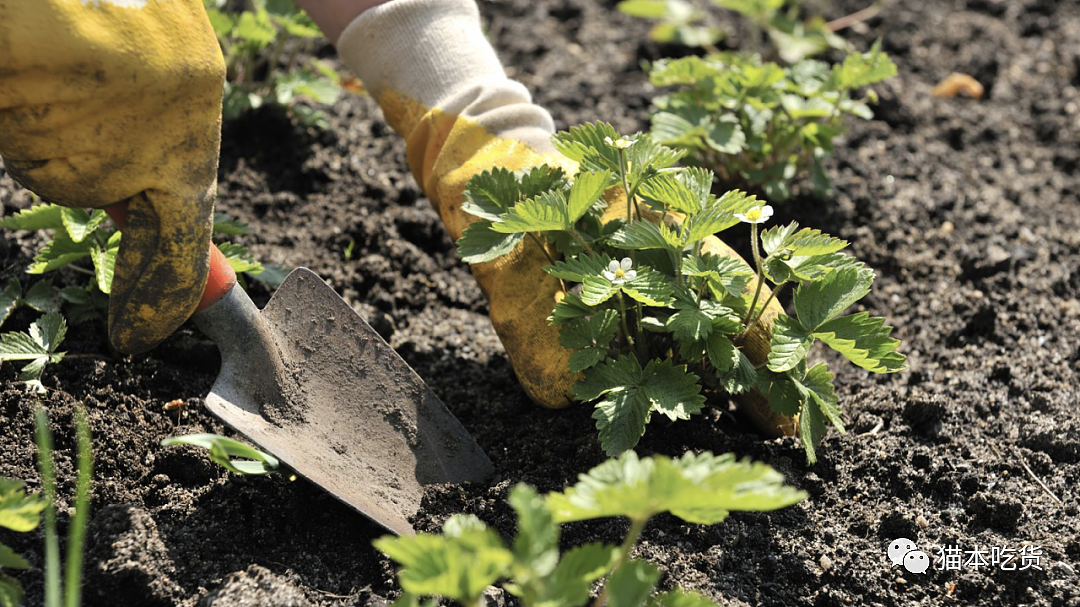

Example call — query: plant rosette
[456,122,905,463]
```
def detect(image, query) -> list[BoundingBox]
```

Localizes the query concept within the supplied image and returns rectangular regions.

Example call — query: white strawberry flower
[735,205,774,224]
[603,257,637,285]
[604,136,636,150]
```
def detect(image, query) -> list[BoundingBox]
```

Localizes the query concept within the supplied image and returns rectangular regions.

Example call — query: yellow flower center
[745,208,762,221]
[614,269,626,278]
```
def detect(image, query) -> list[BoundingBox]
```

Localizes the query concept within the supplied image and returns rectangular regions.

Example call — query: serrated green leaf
[814,312,906,373]
[641,359,705,421]
[91,242,118,294]
[0,478,45,533]
[622,268,674,307]
[685,189,759,244]
[509,484,559,577]
[217,242,263,275]
[760,371,802,416]
[26,231,93,274]
[650,109,707,149]
[609,220,682,252]
[608,559,660,607]
[374,515,513,604]
[796,362,845,433]
[492,190,571,234]
[617,0,670,18]
[546,253,613,282]
[705,117,746,154]
[31,311,66,354]
[761,221,799,257]
[548,293,595,325]
[463,168,524,220]
[0,204,65,231]
[667,308,712,343]
[797,383,829,465]
[0,573,23,607]
[0,281,20,328]
[829,40,897,90]
[552,122,623,173]
[568,170,613,223]
[581,276,621,306]
[529,542,617,607]
[793,266,874,330]
[457,222,524,264]
[60,208,108,243]
[767,315,813,372]
[569,348,609,373]
[233,9,276,46]
[592,389,652,457]
[638,173,704,216]
[651,589,721,607]
[782,228,848,257]
[716,346,757,395]
[559,309,619,350]
[205,8,235,37]
[0,544,28,570]
[22,280,59,313]
[683,254,754,298]
[547,450,806,524]
[213,212,253,236]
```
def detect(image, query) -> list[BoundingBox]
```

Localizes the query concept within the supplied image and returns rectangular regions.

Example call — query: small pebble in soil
[820,555,834,571]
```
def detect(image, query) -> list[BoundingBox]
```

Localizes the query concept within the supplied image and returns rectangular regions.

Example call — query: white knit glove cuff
[336,0,555,151]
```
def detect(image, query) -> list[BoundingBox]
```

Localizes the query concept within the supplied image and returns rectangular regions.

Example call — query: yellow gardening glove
[0,0,225,353]
[337,0,794,435]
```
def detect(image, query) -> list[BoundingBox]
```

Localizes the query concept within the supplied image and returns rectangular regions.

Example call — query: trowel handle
[103,203,237,312]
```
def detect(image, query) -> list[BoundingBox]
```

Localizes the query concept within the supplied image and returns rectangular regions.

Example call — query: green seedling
[0,312,67,394]
[1,203,287,314]
[0,477,47,607]
[456,122,904,462]
[375,450,806,607]
[203,0,346,128]
[616,0,724,50]
[161,434,280,475]
[0,279,60,330]
[30,406,93,607]
[648,42,895,200]
[620,0,848,63]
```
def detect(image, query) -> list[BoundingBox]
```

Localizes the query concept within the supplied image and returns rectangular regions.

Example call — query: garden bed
[2,0,1079,605]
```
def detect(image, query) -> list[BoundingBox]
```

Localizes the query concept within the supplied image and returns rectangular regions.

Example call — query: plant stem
[742,280,787,339]
[617,148,634,224]
[527,233,566,292]
[742,223,766,327]
[617,292,635,349]
[35,408,61,607]
[63,406,92,607]
[570,230,595,256]
[591,516,649,607]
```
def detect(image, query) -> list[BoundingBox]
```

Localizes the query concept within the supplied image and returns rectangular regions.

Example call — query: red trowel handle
[104,203,237,312]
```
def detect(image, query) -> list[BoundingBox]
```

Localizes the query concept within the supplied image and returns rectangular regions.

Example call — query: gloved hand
[335,0,793,435]
[0,0,225,354]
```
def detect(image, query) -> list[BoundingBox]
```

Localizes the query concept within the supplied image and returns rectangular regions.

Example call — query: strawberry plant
[376,450,805,607]
[0,477,46,607]
[648,42,895,200]
[456,123,904,462]
[202,0,348,128]
[619,0,847,62]
[1,202,286,325]
[0,407,95,607]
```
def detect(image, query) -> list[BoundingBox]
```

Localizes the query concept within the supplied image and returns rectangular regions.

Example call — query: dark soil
[3,0,1080,605]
